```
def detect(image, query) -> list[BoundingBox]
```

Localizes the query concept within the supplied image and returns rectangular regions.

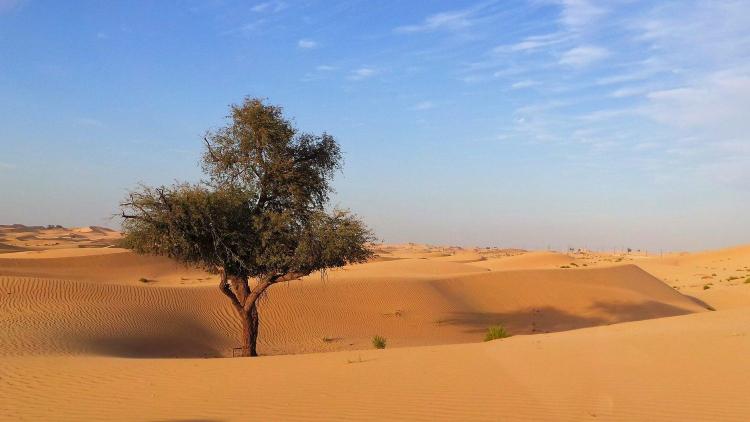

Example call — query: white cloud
[558,0,606,30]
[297,39,317,49]
[511,80,539,89]
[645,71,750,139]
[348,67,376,81]
[559,45,609,67]
[395,9,473,33]
[596,69,655,85]
[495,33,568,53]
[316,65,335,71]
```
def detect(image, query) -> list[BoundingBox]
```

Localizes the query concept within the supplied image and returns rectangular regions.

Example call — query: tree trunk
[239,301,260,357]
[219,272,302,357]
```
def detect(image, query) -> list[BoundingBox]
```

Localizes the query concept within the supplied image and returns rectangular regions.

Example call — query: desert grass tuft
[484,325,511,341]
[372,335,387,349]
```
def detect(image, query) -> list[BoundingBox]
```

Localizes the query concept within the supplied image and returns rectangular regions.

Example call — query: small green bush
[372,335,387,349]
[703,284,711,290]
[139,277,150,283]
[744,278,750,284]
[484,325,510,341]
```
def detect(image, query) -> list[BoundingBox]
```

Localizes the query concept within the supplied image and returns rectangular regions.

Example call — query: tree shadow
[436,300,696,335]
[70,310,226,359]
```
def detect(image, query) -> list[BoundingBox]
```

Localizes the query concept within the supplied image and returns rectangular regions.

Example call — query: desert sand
[2,224,750,420]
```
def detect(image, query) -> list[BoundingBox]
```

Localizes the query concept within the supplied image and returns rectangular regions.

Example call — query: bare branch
[219,271,242,311]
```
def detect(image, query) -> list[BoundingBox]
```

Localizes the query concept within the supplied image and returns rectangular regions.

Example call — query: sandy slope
[1,226,749,421]
[0,249,217,286]
[2,308,749,421]
[0,262,704,358]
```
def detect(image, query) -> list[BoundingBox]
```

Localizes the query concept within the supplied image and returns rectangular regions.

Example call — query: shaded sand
[2,309,750,421]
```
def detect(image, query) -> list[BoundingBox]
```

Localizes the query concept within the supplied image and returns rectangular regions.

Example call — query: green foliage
[484,325,510,341]
[120,97,374,280]
[372,335,387,349]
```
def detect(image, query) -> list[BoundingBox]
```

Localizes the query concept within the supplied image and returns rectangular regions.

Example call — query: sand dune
[1,237,749,420]
[0,249,216,286]
[0,224,120,251]
[2,308,749,421]
[472,251,579,270]
[0,247,128,259]
[628,245,750,309]
[0,252,704,358]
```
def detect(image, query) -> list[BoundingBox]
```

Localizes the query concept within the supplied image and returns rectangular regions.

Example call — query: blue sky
[1,0,748,251]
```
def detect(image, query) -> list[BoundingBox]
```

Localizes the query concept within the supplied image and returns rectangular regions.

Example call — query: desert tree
[120,98,373,356]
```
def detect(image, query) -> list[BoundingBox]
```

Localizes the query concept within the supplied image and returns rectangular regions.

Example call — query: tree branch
[204,136,220,162]
[219,271,243,312]
[273,272,305,283]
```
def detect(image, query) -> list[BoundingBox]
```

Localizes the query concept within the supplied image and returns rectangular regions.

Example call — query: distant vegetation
[120,97,373,357]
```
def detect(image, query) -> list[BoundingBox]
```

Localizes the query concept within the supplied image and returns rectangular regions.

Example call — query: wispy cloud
[348,67,377,81]
[395,9,473,33]
[297,39,317,49]
[316,65,335,71]
[502,32,569,52]
[558,45,609,67]
[251,1,286,13]
[610,86,649,98]
[645,71,750,139]
[557,0,607,30]
[511,80,540,89]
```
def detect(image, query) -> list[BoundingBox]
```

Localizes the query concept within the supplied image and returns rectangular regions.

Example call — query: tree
[120,98,374,357]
